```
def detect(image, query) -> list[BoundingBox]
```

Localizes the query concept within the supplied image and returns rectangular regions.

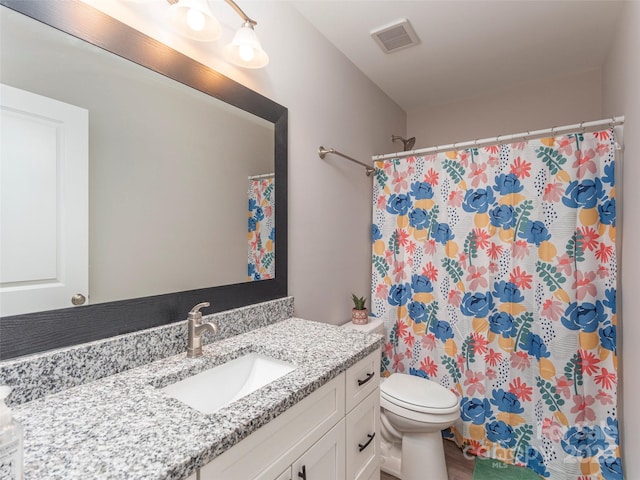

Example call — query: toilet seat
[380,373,459,415]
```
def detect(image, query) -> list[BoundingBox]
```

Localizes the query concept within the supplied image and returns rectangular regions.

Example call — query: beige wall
[602,1,640,476]
[407,69,602,148]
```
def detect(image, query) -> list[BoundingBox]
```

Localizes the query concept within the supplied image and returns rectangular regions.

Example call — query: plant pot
[351,308,368,325]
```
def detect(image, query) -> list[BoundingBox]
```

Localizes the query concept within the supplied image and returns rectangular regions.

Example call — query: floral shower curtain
[247,177,275,281]
[371,129,621,479]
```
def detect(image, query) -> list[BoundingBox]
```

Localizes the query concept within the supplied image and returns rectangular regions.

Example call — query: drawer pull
[357,372,375,386]
[358,432,376,452]
[298,465,307,480]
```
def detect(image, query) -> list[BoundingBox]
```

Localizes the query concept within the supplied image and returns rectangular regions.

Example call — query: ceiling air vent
[371,19,420,54]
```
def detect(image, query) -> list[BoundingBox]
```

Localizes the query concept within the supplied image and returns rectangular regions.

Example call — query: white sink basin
[161,353,296,414]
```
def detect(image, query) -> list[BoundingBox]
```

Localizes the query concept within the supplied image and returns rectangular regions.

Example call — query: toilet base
[380,431,448,480]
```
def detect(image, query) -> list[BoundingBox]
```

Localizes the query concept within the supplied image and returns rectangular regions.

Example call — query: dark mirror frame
[0,0,288,360]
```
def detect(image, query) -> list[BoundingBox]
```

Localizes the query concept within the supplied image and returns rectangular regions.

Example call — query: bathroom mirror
[0,0,288,360]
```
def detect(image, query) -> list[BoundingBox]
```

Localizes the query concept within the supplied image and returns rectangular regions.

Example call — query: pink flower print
[458,252,468,269]
[594,368,616,390]
[392,171,408,193]
[489,262,499,273]
[425,154,437,163]
[470,162,488,187]
[484,348,503,367]
[597,265,610,279]
[424,239,437,255]
[512,240,530,259]
[511,351,531,371]
[558,137,573,156]
[396,320,408,339]
[577,227,599,252]
[579,349,601,376]
[510,157,532,179]
[572,271,597,300]
[422,262,438,281]
[487,242,503,260]
[420,356,438,377]
[466,266,488,290]
[377,195,387,210]
[393,352,405,372]
[595,243,614,263]
[405,347,413,359]
[456,354,466,374]
[571,394,596,423]
[406,241,417,255]
[448,290,462,307]
[464,370,485,395]
[424,168,439,185]
[473,228,491,249]
[448,190,464,207]
[421,333,437,350]
[393,261,407,283]
[510,141,526,151]
[554,376,574,399]
[573,149,597,178]
[407,165,415,176]
[555,253,573,276]
[541,417,564,442]
[406,156,416,164]
[459,151,470,167]
[486,368,497,380]
[509,266,533,290]
[541,298,564,321]
[376,283,389,300]
[397,229,410,246]
[485,145,500,154]
[594,131,610,141]
[405,333,416,349]
[471,333,489,355]
[488,155,500,167]
[543,182,564,202]
[596,142,610,156]
[509,378,533,402]
[596,389,614,405]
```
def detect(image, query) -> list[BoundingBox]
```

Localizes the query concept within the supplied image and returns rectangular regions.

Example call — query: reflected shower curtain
[371,130,621,479]
[247,177,275,281]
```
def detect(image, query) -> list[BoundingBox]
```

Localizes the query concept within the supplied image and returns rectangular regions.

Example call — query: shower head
[392,134,416,151]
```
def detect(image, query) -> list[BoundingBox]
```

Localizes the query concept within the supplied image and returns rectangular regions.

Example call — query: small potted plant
[351,294,368,325]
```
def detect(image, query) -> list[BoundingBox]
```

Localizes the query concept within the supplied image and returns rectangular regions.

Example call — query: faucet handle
[188,302,210,319]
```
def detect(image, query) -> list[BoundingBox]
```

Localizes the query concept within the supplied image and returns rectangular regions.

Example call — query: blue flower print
[562,178,605,209]
[519,333,550,359]
[253,272,261,280]
[431,223,455,244]
[269,228,275,241]
[489,205,516,229]
[386,194,411,216]
[493,281,525,303]
[605,417,619,443]
[599,199,616,226]
[462,188,495,213]
[488,312,516,337]
[429,320,454,341]
[599,456,623,480]
[518,220,551,245]
[490,389,524,414]
[248,217,257,232]
[372,224,383,241]
[388,283,412,306]
[460,397,493,425]
[486,420,516,448]
[410,181,434,199]
[411,274,433,293]
[561,425,607,458]
[604,288,617,313]
[599,325,616,353]
[409,367,429,379]
[460,292,494,318]
[518,447,550,478]
[248,198,258,211]
[409,208,429,230]
[254,207,265,222]
[603,162,615,186]
[561,301,607,333]
[408,301,428,323]
[493,173,524,195]
[248,263,256,276]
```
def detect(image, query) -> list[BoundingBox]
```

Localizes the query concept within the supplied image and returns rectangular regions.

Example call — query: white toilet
[342,318,460,480]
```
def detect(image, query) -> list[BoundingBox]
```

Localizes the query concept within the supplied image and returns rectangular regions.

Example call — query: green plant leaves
[535,147,568,175]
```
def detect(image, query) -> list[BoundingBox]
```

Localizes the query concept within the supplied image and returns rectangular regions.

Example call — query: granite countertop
[13,318,383,480]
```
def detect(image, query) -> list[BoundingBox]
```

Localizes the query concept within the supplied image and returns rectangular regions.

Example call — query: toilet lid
[380,373,459,414]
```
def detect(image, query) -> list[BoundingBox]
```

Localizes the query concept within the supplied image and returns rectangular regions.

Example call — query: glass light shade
[166,0,221,42]
[224,22,269,69]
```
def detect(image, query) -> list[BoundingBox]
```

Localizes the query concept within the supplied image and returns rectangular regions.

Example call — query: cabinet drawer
[345,348,380,413]
[346,388,380,480]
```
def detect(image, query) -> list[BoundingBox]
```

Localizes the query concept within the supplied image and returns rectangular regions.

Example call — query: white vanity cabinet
[197,348,381,480]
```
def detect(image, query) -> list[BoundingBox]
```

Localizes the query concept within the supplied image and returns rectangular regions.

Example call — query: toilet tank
[341,317,385,336]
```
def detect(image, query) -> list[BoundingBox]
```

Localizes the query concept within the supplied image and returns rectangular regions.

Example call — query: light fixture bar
[223,0,257,27]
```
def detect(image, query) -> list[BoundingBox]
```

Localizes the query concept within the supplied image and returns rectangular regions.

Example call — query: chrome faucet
[186,302,218,358]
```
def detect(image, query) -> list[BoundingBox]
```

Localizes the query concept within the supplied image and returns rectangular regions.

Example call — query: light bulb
[238,45,255,62]
[186,8,206,32]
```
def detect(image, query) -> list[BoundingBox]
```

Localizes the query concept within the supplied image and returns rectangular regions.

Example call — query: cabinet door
[274,467,292,480]
[346,389,380,480]
[292,419,345,480]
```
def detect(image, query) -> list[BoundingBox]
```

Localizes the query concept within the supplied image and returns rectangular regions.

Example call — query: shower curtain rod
[248,172,275,180]
[372,116,625,162]
[318,146,375,176]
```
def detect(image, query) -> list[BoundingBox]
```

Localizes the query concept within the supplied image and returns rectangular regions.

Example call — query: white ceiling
[290,1,625,112]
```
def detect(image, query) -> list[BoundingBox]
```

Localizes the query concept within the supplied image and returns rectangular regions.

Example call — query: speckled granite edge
[0,297,294,406]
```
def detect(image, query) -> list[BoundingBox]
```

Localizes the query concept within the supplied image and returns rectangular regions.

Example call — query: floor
[380,439,475,480]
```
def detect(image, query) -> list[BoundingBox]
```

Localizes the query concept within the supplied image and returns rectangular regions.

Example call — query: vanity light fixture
[166,0,269,68]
